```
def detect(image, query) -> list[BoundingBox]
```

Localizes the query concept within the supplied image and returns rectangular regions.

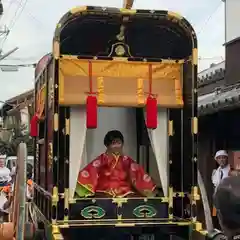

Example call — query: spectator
[212,150,233,219]
[212,150,231,190]
[0,155,11,186]
[214,175,240,239]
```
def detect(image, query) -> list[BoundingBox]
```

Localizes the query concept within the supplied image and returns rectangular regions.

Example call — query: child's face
[108,139,123,154]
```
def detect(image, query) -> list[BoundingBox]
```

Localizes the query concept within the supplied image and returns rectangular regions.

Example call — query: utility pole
[0,1,3,16]
[0,47,19,61]
[0,0,6,39]
[0,1,18,61]
[0,25,9,36]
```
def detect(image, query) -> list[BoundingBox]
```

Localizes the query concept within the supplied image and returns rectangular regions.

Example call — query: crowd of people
[0,154,33,219]
[212,150,240,239]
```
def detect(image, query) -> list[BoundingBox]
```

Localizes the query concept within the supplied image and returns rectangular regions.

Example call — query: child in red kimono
[76,130,156,197]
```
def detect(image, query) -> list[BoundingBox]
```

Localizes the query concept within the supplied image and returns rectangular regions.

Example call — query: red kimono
[76,153,156,197]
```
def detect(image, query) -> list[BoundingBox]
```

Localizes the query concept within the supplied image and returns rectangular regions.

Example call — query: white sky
[0,0,225,101]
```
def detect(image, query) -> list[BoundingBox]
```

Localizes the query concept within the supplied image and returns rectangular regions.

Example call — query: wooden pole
[123,0,134,9]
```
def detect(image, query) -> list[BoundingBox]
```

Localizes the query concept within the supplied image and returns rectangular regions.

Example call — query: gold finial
[116,25,125,41]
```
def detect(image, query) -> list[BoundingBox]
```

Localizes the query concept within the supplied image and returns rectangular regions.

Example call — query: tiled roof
[198,61,225,86]
[198,84,240,115]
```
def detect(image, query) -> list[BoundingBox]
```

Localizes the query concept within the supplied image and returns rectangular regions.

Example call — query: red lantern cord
[146,64,157,129]
[88,61,93,94]
[86,61,98,129]
[148,64,152,95]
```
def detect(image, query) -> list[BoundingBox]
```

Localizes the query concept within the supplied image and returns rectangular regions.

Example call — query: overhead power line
[0,0,29,48]
[197,2,223,35]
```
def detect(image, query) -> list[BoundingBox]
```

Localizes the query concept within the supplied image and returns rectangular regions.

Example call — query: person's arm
[75,154,105,197]
[212,169,218,188]
[127,158,156,197]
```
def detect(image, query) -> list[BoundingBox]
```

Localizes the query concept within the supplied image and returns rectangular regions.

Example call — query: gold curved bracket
[123,0,134,9]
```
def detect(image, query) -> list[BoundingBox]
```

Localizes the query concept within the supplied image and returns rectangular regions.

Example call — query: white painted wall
[225,0,240,43]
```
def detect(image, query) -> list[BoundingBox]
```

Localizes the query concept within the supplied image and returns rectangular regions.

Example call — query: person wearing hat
[212,150,231,190]
[211,150,233,220]
[75,130,156,198]
[214,175,240,239]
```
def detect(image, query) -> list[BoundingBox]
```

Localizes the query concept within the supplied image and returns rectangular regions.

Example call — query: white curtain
[69,107,137,198]
[69,106,87,199]
[145,108,168,197]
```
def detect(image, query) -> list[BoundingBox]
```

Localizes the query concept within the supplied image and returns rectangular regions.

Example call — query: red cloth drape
[146,64,157,129]
[86,61,97,128]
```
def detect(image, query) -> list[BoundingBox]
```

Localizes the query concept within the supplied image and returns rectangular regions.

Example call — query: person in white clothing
[0,155,11,186]
[0,155,11,218]
[211,150,231,190]
[211,150,233,224]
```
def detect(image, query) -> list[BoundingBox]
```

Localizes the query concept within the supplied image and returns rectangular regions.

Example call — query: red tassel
[86,95,97,128]
[30,114,39,137]
[146,96,157,129]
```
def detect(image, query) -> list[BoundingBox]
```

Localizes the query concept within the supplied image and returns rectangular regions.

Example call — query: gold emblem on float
[115,45,125,56]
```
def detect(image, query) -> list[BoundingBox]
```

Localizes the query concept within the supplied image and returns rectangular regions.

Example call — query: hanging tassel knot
[145,64,158,129]
[86,61,98,129]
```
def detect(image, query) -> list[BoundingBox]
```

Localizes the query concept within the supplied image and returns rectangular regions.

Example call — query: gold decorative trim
[53,41,60,59]
[174,77,183,105]
[115,223,135,227]
[120,8,136,14]
[52,225,60,234]
[137,78,144,105]
[167,11,183,20]
[52,186,59,204]
[168,120,173,136]
[70,6,87,14]
[112,57,128,61]
[54,113,59,131]
[59,70,64,102]
[64,188,69,222]
[194,221,203,231]
[192,117,198,134]
[173,192,184,197]
[112,198,128,207]
[97,76,104,104]
[192,186,200,201]
[192,48,198,65]
[48,142,53,171]
[65,119,70,135]
[60,55,185,64]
